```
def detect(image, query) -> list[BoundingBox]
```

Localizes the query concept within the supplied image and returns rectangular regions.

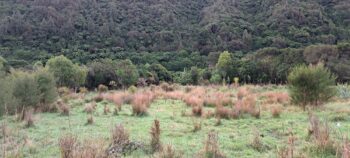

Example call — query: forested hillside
[0,0,349,83]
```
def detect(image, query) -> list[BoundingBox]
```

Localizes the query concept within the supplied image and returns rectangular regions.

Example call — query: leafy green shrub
[12,71,41,110]
[46,55,87,88]
[288,64,336,109]
[116,59,139,88]
[34,69,58,107]
[86,59,118,89]
[0,77,18,116]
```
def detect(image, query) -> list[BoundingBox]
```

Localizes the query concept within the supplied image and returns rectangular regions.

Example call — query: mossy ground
[1,86,350,158]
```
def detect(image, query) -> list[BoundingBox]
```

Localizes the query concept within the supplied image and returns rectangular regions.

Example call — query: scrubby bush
[116,59,139,88]
[34,69,58,108]
[288,64,336,110]
[98,84,108,93]
[0,77,18,116]
[12,71,41,110]
[128,85,137,94]
[59,134,77,158]
[46,55,87,88]
[86,59,118,89]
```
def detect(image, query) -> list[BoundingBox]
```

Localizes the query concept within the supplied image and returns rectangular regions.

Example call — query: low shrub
[288,64,336,110]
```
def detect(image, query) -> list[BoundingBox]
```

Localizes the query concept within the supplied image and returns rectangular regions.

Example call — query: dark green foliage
[46,55,87,88]
[1,0,349,62]
[35,69,58,106]
[0,76,18,116]
[148,63,172,83]
[12,71,41,108]
[116,60,139,88]
[288,65,337,109]
[0,56,10,77]
[87,59,118,89]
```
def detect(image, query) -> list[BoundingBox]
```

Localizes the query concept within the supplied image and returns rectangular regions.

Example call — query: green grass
[1,90,350,158]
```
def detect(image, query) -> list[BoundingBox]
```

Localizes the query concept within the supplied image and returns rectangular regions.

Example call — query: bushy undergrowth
[288,64,336,110]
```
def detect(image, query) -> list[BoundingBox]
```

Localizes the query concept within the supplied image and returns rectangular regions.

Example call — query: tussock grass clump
[73,139,107,158]
[155,144,182,158]
[131,92,155,116]
[103,105,110,115]
[308,114,336,154]
[192,119,202,132]
[86,114,93,125]
[215,106,232,119]
[150,119,162,153]
[83,103,94,114]
[263,92,290,104]
[112,124,130,145]
[57,100,70,116]
[199,131,226,158]
[237,87,250,100]
[24,108,35,128]
[160,82,175,92]
[277,130,297,158]
[271,105,283,118]
[192,104,203,117]
[250,129,264,152]
[59,134,77,158]
[163,91,185,100]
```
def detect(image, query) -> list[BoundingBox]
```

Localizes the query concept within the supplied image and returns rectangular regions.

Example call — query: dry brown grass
[341,139,350,158]
[192,119,202,133]
[150,119,162,153]
[103,105,110,115]
[271,105,283,118]
[215,106,232,119]
[86,114,93,125]
[204,92,232,107]
[73,139,107,158]
[112,124,130,145]
[155,144,182,158]
[237,87,250,100]
[24,108,35,128]
[57,100,70,116]
[192,105,203,117]
[59,134,77,158]
[199,131,226,158]
[251,129,263,151]
[308,114,335,153]
[277,130,297,158]
[130,92,155,116]
[263,92,290,104]
[163,91,185,100]
[83,104,94,114]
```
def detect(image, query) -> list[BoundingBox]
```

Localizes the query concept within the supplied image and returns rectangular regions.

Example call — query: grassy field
[1,85,350,158]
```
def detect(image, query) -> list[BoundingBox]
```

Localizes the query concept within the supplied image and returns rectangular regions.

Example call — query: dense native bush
[116,59,139,88]
[34,69,58,107]
[148,63,173,83]
[86,59,118,89]
[46,55,87,88]
[288,64,336,109]
[0,77,17,116]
